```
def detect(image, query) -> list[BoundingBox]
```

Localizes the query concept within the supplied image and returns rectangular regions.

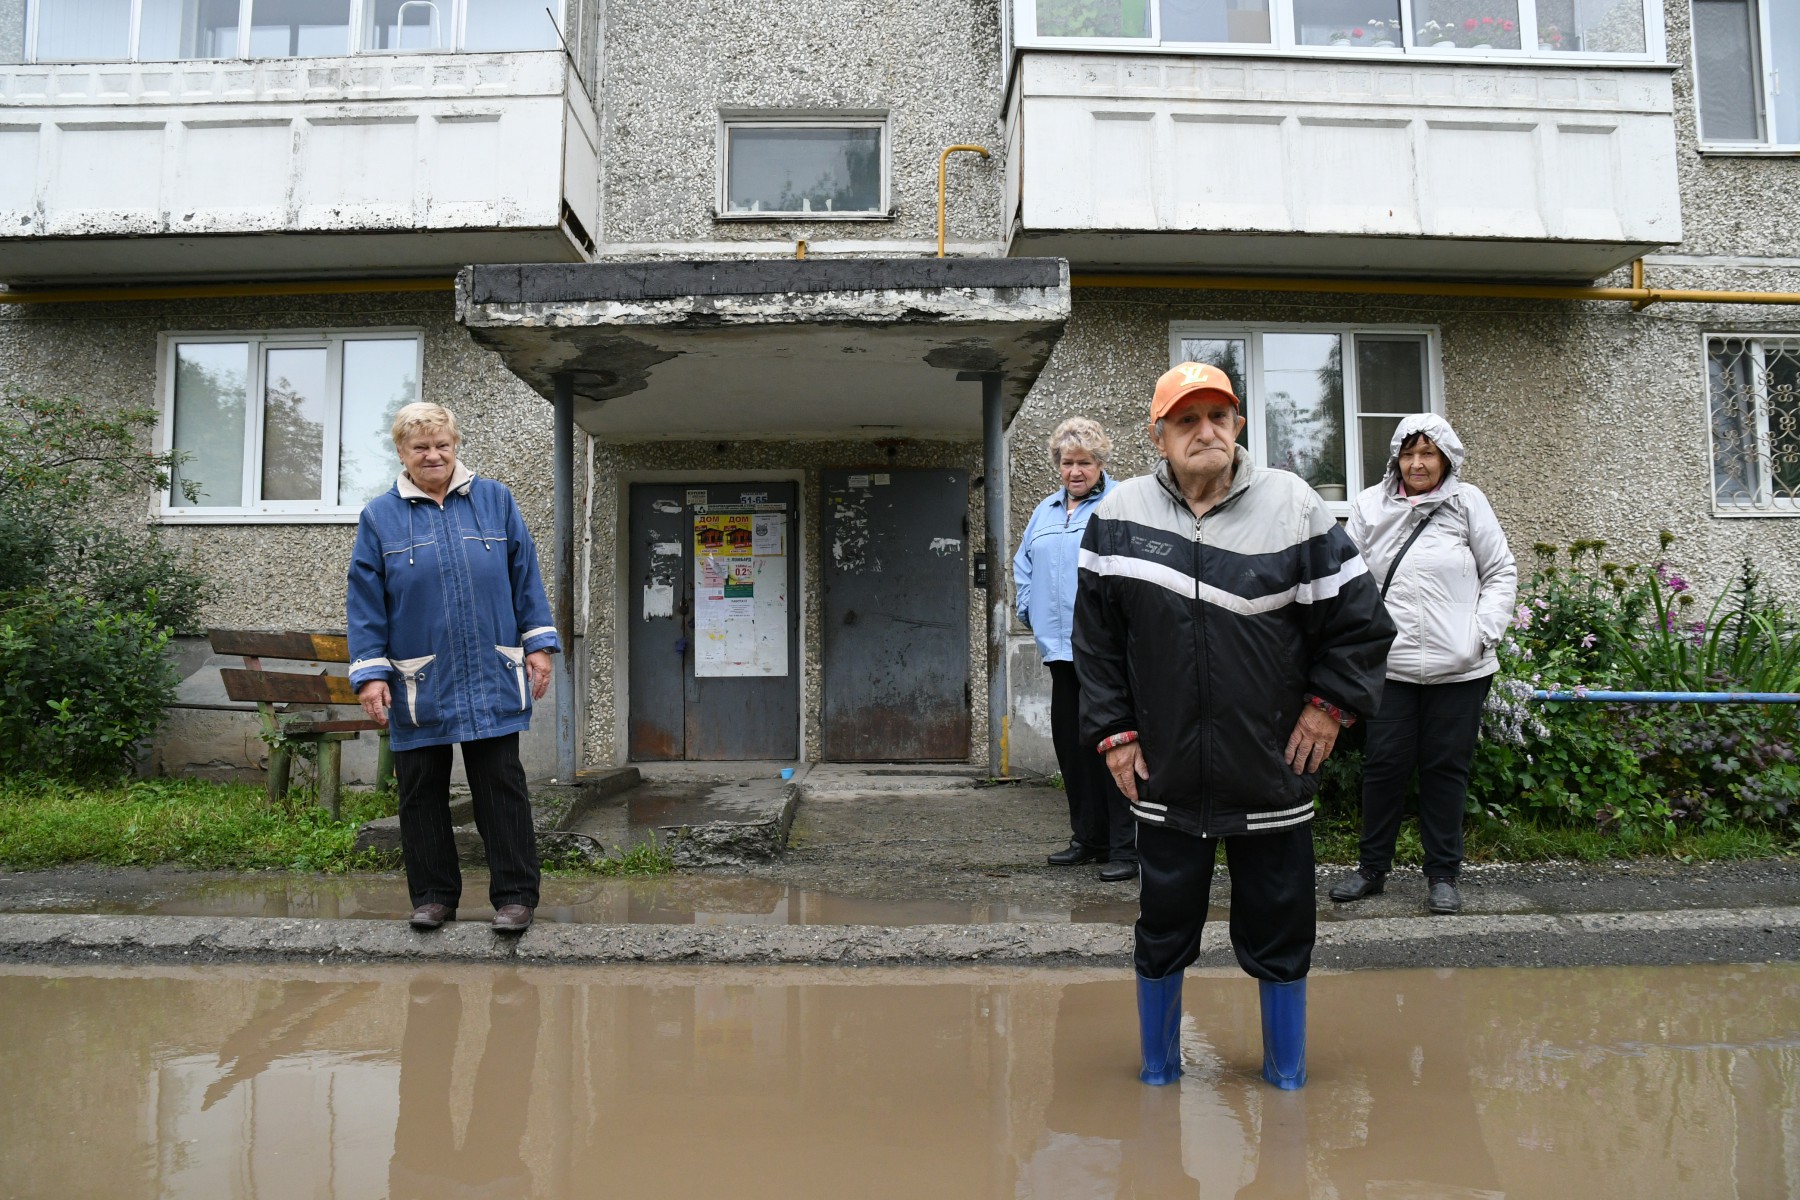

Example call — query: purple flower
[1668,575,1689,593]
[1573,684,1590,698]
[1580,632,1597,648]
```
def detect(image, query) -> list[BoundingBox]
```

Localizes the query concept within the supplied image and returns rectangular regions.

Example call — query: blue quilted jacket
[347,466,560,751]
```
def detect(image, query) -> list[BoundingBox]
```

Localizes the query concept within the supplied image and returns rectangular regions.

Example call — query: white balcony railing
[0,50,598,284]
[1006,51,1681,280]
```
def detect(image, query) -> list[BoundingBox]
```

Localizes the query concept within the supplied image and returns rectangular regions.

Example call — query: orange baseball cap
[1150,362,1239,426]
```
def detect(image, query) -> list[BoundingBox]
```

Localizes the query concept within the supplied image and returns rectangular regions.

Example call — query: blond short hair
[1047,416,1112,470]
[391,402,461,449]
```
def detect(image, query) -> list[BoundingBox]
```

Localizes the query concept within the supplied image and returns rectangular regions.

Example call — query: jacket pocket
[496,645,529,713]
[391,655,440,727]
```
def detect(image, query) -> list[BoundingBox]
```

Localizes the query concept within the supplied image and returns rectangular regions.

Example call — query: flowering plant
[1455,13,1517,47]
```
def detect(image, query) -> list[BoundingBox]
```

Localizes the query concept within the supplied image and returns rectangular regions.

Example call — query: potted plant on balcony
[1416,19,1458,48]
[1329,27,1353,46]
[1366,17,1396,46]
[1538,24,1565,51]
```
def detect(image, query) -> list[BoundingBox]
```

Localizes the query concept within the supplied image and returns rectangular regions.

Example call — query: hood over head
[1386,413,1466,482]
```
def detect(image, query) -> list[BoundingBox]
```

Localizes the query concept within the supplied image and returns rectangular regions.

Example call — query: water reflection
[4,964,1796,1197]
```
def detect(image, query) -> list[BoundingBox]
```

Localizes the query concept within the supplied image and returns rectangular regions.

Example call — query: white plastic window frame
[1702,331,1800,516]
[23,0,564,63]
[1169,321,1445,519]
[156,328,424,525]
[714,113,893,222]
[1691,0,1800,153]
[1011,0,1664,64]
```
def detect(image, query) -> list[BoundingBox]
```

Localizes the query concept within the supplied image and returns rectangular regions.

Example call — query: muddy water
[0,871,1143,927]
[4,963,1795,1199]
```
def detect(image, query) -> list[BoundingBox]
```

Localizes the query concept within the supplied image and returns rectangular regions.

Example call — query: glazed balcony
[0,49,597,284]
[1004,1,1681,279]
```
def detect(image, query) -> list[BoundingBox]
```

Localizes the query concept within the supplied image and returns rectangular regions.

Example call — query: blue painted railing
[1532,691,1800,704]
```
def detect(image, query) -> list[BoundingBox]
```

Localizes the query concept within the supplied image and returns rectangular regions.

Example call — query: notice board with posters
[692,504,789,677]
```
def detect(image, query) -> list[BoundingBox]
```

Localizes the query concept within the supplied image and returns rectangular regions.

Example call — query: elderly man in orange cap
[1073,362,1395,1089]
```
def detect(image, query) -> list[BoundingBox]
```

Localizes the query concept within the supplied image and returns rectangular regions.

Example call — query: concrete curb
[1,906,1796,969]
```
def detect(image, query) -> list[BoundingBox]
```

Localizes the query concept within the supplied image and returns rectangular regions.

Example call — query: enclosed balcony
[1004,0,1681,280]
[0,0,598,284]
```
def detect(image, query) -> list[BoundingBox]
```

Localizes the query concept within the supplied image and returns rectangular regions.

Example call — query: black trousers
[394,732,540,910]
[1048,660,1137,862]
[1357,675,1493,880]
[1135,821,1314,983]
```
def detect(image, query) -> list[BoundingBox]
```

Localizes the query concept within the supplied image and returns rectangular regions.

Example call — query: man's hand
[526,650,554,700]
[357,680,390,729]
[1284,705,1340,775]
[1104,741,1150,802]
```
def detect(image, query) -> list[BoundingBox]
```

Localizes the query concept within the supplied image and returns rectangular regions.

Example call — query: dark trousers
[394,732,540,911]
[1048,660,1136,862]
[1357,675,1493,880]
[1135,821,1315,983]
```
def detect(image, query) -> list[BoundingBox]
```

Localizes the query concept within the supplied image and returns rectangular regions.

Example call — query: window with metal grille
[1707,336,1800,514]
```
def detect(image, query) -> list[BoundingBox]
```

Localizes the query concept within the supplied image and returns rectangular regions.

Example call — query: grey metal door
[627,482,799,761]
[821,469,970,761]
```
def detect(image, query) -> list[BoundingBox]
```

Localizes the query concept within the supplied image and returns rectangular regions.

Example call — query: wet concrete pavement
[6,961,1799,1197]
[0,764,1797,968]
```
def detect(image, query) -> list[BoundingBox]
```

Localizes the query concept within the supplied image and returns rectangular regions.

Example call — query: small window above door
[717,115,891,220]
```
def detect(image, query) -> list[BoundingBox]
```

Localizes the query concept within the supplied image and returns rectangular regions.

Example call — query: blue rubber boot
[1259,978,1307,1090]
[1136,972,1184,1085]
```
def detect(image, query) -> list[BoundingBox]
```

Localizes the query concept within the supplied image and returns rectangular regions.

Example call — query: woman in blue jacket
[1013,417,1136,881]
[348,403,561,934]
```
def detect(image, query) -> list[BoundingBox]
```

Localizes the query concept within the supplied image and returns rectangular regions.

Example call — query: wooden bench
[210,629,394,817]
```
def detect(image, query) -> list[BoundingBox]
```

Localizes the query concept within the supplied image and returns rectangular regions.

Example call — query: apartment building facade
[1,0,1795,777]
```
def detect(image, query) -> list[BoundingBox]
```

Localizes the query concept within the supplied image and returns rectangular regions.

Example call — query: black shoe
[1098,860,1140,882]
[1328,867,1385,902]
[1048,841,1105,866]
[1427,878,1462,915]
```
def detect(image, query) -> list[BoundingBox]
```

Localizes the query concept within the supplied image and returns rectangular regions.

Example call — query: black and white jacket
[1073,452,1395,839]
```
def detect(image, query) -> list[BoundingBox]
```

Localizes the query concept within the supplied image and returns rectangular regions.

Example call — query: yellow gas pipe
[937,144,991,257]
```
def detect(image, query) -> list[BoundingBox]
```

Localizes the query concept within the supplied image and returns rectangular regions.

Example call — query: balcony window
[1017,0,1652,57]
[163,331,422,522]
[1707,335,1800,514]
[719,118,887,219]
[23,0,562,60]
[1692,0,1800,147]
[1173,324,1436,505]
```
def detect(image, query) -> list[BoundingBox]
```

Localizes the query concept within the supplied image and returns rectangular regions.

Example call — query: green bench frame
[211,629,394,817]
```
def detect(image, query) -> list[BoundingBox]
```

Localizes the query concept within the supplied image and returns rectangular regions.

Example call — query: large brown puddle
[5,963,1797,1197]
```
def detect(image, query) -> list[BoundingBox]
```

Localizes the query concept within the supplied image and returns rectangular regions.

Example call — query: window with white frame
[24,0,560,62]
[161,331,421,521]
[1706,335,1800,514]
[1691,0,1800,147]
[718,116,888,219]
[1173,324,1439,506]
[1018,0,1653,56]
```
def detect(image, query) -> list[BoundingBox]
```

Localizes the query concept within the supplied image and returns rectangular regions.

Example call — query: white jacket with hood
[1347,413,1517,685]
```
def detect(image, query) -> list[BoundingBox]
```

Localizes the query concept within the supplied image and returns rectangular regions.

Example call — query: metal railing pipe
[1532,690,1800,703]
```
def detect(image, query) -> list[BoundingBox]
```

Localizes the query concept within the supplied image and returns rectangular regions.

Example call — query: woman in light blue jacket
[1014,417,1136,881]
[348,402,560,935]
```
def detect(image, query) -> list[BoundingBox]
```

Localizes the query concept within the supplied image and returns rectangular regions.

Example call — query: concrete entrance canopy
[454,257,1071,439]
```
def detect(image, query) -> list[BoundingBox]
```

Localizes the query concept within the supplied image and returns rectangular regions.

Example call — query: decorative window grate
[1707,335,1800,514]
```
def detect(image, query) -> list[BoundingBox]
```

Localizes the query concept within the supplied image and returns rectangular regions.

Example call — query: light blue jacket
[347,466,560,751]
[1013,474,1111,664]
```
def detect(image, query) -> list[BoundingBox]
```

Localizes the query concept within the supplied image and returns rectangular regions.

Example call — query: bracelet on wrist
[1097,730,1139,754]
[1306,694,1357,728]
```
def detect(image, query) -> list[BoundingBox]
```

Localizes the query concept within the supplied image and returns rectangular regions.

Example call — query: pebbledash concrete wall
[0,291,576,783]
[596,0,1005,254]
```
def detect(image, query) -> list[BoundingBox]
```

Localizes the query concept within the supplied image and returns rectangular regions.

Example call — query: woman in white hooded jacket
[1328,413,1516,915]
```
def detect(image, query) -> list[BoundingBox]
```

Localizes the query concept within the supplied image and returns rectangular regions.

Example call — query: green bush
[1321,534,1800,851]
[0,390,212,780]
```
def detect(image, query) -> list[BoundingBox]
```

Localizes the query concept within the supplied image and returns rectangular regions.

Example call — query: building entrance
[626,482,799,761]
[820,468,971,761]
